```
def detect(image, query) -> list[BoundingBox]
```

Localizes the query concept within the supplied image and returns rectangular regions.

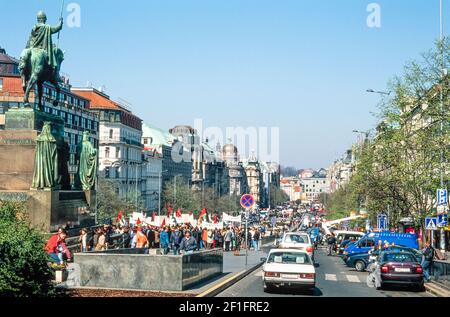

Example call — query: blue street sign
[438,214,448,227]
[426,217,438,230]
[437,189,448,205]
[377,214,388,230]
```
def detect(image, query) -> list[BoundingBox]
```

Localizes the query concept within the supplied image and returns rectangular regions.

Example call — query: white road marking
[346,275,361,283]
[325,274,337,281]
[254,272,263,277]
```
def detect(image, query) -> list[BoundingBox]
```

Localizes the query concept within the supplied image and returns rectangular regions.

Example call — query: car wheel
[416,283,426,292]
[263,283,273,293]
[355,260,366,272]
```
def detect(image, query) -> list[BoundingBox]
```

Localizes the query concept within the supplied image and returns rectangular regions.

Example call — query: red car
[376,251,424,291]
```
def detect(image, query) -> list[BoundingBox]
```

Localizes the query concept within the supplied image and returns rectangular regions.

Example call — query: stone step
[425,282,450,297]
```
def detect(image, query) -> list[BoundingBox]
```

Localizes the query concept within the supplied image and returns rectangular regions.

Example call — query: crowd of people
[43,223,267,259]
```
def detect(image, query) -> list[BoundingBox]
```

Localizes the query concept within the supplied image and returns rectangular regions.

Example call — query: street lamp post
[158,170,169,217]
[174,174,182,209]
[439,0,447,251]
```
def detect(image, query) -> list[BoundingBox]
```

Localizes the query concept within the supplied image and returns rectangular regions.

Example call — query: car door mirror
[260,257,267,262]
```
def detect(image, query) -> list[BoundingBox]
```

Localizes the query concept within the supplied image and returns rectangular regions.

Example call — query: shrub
[0,200,55,297]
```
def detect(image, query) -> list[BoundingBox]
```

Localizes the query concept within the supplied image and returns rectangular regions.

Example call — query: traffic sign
[438,214,448,227]
[425,217,438,230]
[240,194,255,209]
[437,189,448,205]
[377,214,388,231]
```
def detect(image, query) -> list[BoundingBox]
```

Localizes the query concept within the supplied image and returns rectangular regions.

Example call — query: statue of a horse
[20,46,64,110]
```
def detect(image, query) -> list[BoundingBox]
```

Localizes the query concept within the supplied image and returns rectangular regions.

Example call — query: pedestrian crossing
[325,274,363,283]
[255,271,364,284]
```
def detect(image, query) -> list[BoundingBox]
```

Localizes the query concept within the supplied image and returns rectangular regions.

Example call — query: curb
[425,282,450,297]
[196,261,264,298]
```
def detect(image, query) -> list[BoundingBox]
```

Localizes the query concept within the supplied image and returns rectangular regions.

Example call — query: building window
[116,147,120,158]
[81,118,86,128]
[116,167,120,179]
[0,78,3,91]
[143,138,148,145]
[105,147,110,158]
[109,129,114,139]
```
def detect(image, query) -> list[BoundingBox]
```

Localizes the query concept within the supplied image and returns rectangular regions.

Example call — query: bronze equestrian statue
[19,11,65,110]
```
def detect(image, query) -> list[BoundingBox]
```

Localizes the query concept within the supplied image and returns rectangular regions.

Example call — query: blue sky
[1,0,447,168]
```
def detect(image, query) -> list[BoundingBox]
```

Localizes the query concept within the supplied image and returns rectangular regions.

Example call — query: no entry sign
[240,194,255,209]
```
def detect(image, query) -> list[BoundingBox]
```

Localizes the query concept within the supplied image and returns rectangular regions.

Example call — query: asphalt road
[217,246,433,298]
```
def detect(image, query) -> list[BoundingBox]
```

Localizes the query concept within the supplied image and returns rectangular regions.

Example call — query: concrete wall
[75,249,223,291]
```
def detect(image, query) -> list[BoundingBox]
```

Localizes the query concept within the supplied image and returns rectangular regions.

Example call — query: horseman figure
[19,11,64,109]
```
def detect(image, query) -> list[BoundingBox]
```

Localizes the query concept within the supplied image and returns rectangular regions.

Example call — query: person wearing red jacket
[45,230,72,264]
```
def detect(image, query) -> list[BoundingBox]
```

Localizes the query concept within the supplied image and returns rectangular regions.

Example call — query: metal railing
[431,260,450,288]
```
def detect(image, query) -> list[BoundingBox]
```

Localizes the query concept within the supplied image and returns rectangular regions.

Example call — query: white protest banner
[223,212,242,223]
[201,222,224,230]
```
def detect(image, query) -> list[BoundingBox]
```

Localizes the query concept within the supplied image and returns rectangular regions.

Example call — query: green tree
[269,185,289,207]
[96,179,146,223]
[0,201,55,297]
[327,40,450,229]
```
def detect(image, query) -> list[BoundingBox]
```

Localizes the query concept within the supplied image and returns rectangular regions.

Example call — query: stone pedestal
[0,108,67,190]
[0,108,95,232]
[5,107,64,137]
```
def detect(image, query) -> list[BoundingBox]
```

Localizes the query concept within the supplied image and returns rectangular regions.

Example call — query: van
[343,232,419,256]
[333,231,365,254]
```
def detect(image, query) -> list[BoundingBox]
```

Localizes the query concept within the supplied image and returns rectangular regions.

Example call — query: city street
[217,246,433,298]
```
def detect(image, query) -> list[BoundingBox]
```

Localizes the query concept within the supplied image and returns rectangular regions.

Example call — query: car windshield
[344,234,362,241]
[267,252,311,265]
[383,253,417,263]
[285,234,308,243]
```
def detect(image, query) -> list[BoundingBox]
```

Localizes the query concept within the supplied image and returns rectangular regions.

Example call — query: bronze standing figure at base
[31,122,59,190]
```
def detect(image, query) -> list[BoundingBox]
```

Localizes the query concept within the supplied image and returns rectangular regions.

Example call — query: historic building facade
[72,87,144,205]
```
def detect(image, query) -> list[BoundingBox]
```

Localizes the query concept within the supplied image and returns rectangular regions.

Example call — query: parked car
[262,249,316,294]
[344,232,419,257]
[347,245,422,272]
[278,232,315,261]
[372,251,424,291]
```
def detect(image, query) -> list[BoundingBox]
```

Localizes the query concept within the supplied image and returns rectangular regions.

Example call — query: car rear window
[285,234,309,243]
[268,252,311,265]
[383,253,417,263]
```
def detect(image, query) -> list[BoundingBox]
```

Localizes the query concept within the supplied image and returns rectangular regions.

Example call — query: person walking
[146,226,155,249]
[95,229,106,251]
[135,227,149,249]
[78,228,88,252]
[154,228,160,249]
[201,228,208,249]
[253,228,261,251]
[421,242,435,282]
[179,231,198,254]
[160,227,170,255]
[327,234,336,256]
[170,227,183,255]
[207,229,214,249]
[224,228,233,252]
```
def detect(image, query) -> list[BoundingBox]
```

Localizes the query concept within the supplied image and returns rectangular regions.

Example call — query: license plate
[281,274,298,279]
[395,268,410,273]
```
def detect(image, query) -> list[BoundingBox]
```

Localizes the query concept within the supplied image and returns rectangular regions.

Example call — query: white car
[278,232,315,260]
[262,249,316,293]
